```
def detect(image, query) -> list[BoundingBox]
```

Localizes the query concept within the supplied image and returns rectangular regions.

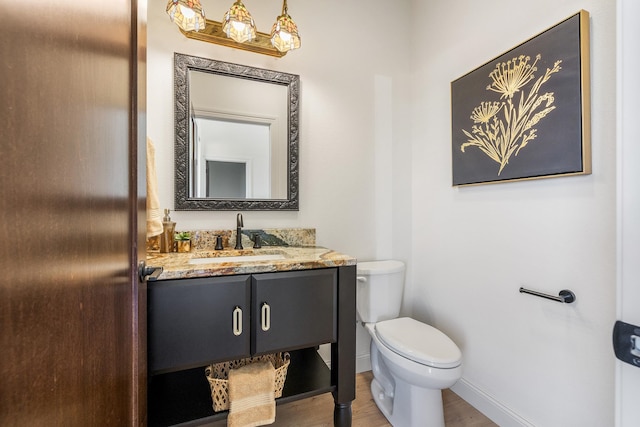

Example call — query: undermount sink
[188,253,287,265]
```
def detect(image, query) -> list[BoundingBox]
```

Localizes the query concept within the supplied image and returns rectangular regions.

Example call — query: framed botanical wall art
[451,10,591,186]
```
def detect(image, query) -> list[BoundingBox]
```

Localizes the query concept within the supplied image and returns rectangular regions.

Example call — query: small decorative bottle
[159,209,176,253]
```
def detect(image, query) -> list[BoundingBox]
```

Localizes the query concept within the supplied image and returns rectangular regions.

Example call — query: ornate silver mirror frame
[174,53,299,210]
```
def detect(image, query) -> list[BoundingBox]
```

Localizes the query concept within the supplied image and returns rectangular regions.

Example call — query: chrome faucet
[234,213,244,250]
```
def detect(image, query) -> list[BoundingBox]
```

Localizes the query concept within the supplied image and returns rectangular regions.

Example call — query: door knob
[613,320,640,368]
[138,261,163,282]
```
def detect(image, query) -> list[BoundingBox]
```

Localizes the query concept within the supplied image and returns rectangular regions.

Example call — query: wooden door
[0,0,146,425]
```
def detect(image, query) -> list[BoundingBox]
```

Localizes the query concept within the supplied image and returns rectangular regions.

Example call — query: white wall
[149,0,619,425]
[147,0,412,263]
[411,1,616,426]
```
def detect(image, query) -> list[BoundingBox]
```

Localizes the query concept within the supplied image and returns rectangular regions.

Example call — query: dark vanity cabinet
[251,270,337,354]
[148,275,252,373]
[147,266,356,426]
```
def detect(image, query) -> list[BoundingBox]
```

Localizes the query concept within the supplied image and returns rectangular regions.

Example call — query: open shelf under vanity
[148,348,332,426]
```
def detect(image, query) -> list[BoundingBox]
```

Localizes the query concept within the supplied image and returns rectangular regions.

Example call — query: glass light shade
[222,1,257,43]
[270,13,301,52]
[166,0,206,32]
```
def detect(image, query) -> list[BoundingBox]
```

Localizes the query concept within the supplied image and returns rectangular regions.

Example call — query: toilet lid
[357,260,405,275]
[375,317,462,369]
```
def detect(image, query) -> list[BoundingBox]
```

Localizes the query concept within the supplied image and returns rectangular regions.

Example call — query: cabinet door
[252,269,337,354]
[148,275,251,374]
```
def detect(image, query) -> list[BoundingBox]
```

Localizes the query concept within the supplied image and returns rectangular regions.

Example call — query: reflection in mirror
[174,53,299,210]
[189,70,287,200]
[193,118,269,198]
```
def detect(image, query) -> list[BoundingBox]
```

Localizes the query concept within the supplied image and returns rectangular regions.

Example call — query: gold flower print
[461,54,562,175]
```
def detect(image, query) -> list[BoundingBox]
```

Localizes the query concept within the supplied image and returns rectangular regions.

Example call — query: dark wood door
[0,0,146,425]
[252,269,337,355]
[148,275,252,374]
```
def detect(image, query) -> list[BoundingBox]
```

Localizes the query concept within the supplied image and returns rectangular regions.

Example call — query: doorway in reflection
[206,161,246,198]
[193,117,271,199]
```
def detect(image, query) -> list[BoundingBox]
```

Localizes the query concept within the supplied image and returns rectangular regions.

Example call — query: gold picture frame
[451,10,591,186]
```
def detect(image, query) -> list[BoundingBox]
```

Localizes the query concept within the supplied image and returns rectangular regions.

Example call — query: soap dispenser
[159,209,176,253]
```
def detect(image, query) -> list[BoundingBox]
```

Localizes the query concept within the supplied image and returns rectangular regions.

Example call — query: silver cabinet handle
[233,306,243,336]
[261,302,271,331]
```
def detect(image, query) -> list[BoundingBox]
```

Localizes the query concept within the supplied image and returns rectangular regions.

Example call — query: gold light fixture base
[180,19,287,57]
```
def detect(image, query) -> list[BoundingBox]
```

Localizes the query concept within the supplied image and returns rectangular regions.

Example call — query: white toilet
[357,260,462,427]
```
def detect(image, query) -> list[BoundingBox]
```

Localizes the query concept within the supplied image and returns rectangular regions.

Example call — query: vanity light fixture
[168,0,301,57]
[222,0,256,43]
[166,0,206,32]
[270,0,301,53]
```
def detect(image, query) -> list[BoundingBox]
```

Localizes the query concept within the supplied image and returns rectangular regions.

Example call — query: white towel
[146,137,163,238]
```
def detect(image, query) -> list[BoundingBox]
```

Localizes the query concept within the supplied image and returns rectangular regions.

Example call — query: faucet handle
[215,235,223,251]
[252,233,262,249]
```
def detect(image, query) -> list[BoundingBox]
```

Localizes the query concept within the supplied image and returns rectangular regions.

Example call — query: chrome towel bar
[519,287,576,304]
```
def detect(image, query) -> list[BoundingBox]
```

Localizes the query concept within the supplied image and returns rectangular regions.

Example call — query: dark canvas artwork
[451,11,591,186]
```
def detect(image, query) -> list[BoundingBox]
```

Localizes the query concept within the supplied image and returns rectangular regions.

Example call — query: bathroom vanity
[146,242,356,426]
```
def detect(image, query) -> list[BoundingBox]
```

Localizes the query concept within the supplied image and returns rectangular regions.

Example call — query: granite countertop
[147,246,357,281]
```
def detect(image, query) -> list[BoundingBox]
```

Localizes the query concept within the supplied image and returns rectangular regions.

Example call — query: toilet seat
[375,317,462,369]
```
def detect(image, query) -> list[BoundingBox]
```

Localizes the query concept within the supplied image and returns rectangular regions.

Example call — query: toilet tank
[356,260,405,323]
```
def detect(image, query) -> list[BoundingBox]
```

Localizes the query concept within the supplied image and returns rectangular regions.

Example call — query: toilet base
[371,376,445,427]
[368,326,452,427]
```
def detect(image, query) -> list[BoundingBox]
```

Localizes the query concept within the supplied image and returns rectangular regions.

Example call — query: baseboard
[450,378,535,427]
[318,340,372,374]
[320,353,371,374]
[352,354,533,425]
[356,354,371,374]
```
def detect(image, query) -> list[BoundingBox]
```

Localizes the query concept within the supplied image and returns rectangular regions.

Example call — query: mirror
[174,53,299,210]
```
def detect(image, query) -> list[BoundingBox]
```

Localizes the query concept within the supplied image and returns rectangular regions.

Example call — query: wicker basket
[205,352,291,412]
